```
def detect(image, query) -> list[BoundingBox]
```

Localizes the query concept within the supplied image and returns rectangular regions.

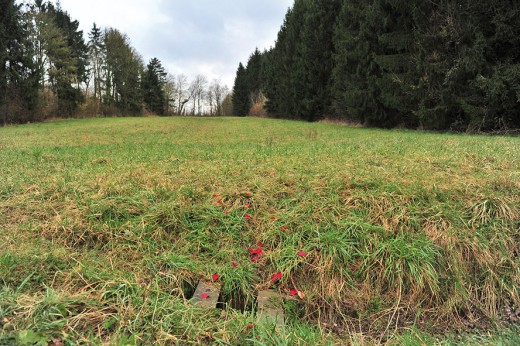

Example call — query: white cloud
[56,0,293,88]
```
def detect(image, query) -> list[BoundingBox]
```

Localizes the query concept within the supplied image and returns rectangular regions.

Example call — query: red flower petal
[224,211,229,215]
[245,192,251,197]
[232,262,237,268]
[217,199,223,204]
[201,293,209,299]
[270,216,276,221]
[271,272,282,282]
[246,204,252,209]
[259,242,264,248]
[280,226,287,231]
[252,256,259,262]
[249,247,263,255]
[246,323,256,330]
[212,274,220,282]
[298,250,308,258]
[213,194,217,198]
[244,214,251,220]
[290,289,298,296]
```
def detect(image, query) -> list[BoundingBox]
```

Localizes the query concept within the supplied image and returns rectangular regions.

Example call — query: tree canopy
[235,0,520,132]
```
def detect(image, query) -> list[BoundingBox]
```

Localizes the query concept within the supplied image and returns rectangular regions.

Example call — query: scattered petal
[280,226,287,231]
[252,256,259,262]
[290,289,298,296]
[246,204,252,209]
[201,293,210,299]
[245,192,251,197]
[298,250,308,258]
[249,247,263,255]
[246,323,256,330]
[224,211,229,215]
[259,242,264,248]
[244,214,252,220]
[232,262,237,268]
[212,274,220,282]
[271,272,282,282]
[217,199,223,204]
[212,194,217,198]
[270,216,276,221]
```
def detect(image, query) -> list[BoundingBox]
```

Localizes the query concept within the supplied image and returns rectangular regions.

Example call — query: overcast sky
[57,0,294,88]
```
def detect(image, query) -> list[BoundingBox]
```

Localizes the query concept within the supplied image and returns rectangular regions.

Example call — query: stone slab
[191,281,221,309]
[257,290,285,326]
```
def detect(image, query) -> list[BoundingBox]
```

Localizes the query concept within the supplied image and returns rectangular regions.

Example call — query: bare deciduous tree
[189,74,207,115]
[207,79,229,116]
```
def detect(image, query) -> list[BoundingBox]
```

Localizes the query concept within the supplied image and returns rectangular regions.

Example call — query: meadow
[0,117,518,345]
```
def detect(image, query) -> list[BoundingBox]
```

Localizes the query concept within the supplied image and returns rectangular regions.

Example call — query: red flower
[252,256,259,262]
[213,194,217,198]
[270,216,276,221]
[298,250,308,258]
[271,272,282,282]
[244,214,251,220]
[259,242,264,248]
[245,192,251,197]
[280,226,287,231]
[224,211,229,215]
[246,323,256,330]
[290,289,298,296]
[212,274,220,282]
[232,262,237,268]
[201,293,209,299]
[217,199,223,204]
[246,204,252,209]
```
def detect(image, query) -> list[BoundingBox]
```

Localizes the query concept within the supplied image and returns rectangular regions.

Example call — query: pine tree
[104,28,143,115]
[232,63,249,116]
[1,0,39,124]
[245,48,263,105]
[143,57,167,115]
[88,23,105,104]
[295,0,341,121]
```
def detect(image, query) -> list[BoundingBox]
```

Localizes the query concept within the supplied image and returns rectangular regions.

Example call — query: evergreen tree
[1,0,39,124]
[142,57,167,115]
[295,0,341,121]
[104,28,143,115]
[245,48,263,104]
[332,0,381,125]
[232,63,249,116]
[88,23,105,104]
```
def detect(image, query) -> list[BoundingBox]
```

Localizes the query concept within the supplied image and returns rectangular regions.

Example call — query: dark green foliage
[240,0,520,131]
[0,0,39,125]
[104,28,143,115]
[142,57,167,115]
[88,23,105,104]
[232,63,249,116]
[41,2,87,117]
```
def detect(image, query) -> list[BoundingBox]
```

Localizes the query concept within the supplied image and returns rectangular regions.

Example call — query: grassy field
[0,117,518,345]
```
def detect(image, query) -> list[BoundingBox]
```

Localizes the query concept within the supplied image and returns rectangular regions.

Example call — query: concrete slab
[257,290,285,327]
[191,281,221,309]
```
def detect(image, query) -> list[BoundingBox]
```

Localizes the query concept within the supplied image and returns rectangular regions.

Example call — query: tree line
[1,0,231,125]
[234,0,520,132]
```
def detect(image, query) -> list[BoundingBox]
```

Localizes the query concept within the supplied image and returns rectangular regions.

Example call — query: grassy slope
[0,117,518,345]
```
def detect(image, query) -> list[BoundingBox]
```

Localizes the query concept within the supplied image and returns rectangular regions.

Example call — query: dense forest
[0,0,231,125]
[234,0,520,132]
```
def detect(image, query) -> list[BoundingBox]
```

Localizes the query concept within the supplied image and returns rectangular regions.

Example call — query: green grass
[0,117,518,345]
